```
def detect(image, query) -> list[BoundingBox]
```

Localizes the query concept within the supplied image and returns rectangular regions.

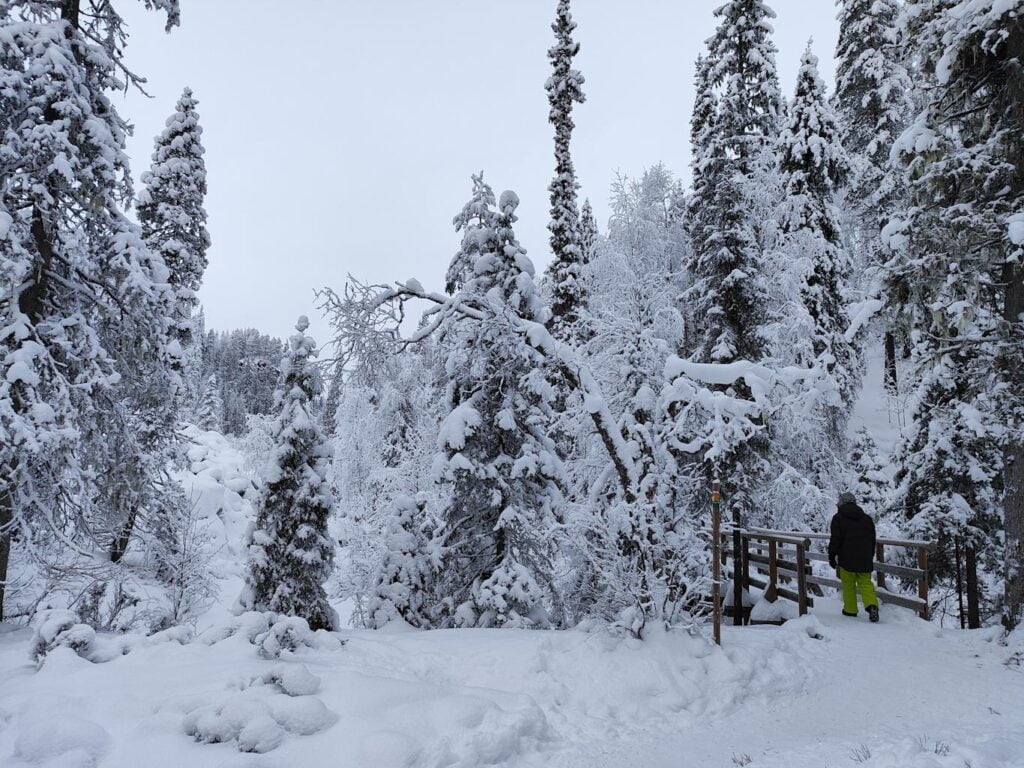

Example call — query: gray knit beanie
[838,491,856,506]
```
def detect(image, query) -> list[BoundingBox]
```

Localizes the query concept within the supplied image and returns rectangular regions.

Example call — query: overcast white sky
[118,1,840,343]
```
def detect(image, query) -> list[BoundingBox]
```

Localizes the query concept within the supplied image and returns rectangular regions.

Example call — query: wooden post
[875,543,887,590]
[917,546,929,620]
[711,480,722,646]
[732,532,744,626]
[796,544,809,616]
[742,536,751,598]
[766,539,778,602]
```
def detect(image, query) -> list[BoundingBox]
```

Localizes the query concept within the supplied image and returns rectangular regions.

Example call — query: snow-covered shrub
[237,413,276,483]
[255,617,313,658]
[262,663,321,696]
[156,497,219,629]
[366,494,440,629]
[31,609,96,665]
[183,689,337,754]
[75,577,150,633]
[254,616,321,659]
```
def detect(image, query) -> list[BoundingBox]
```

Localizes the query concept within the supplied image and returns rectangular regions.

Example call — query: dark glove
[828,554,837,569]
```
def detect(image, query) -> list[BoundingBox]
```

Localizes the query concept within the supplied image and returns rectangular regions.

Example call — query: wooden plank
[767,539,778,602]
[880,536,933,548]
[877,588,927,613]
[733,526,743,626]
[796,546,809,616]
[711,481,722,646]
[876,543,887,589]
[806,576,928,613]
[742,535,751,602]
[875,561,926,581]
[746,527,933,549]
[747,526,829,541]
[748,552,805,575]
[740,531,812,548]
[805,551,830,563]
[747,575,768,590]
[807,574,841,590]
[751,561,805,581]
[917,548,929,620]
[776,586,813,607]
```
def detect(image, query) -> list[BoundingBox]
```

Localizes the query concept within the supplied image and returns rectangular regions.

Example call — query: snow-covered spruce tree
[182,306,206,416]
[241,316,336,631]
[578,198,598,267]
[435,176,564,628]
[681,0,783,527]
[688,0,783,365]
[137,87,210,372]
[893,346,1003,628]
[195,374,223,432]
[106,89,208,564]
[848,427,890,520]
[774,45,857,438]
[885,0,1023,630]
[543,0,589,346]
[366,494,440,629]
[0,0,180,618]
[833,0,913,392]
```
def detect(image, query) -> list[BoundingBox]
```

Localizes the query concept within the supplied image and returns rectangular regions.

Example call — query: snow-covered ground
[1,601,1021,767]
[3,410,1021,768]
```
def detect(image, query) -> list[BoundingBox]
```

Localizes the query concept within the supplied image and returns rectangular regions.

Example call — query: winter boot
[842,610,857,617]
[868,605,879,623]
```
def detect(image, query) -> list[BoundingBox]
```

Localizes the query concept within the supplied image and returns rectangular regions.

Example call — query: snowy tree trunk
[1005,263,1024,631]
[884,332,897,394]
[109,511,138,564]
[0,489,11,622]
[965,543,981,631]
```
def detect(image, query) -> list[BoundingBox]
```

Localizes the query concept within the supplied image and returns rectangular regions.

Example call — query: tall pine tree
[887,0,1024,629]
[543,0,588,345]
[435,176,564,628]
[107,88,209,563]
[776,45,857,431]
[0,0,180,618]
[682,0,783,526]
[833,0,913,393]
[137,87,210,367]
[241,316,336,631]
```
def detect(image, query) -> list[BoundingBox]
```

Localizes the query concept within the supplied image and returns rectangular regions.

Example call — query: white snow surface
[2,603,1022,767]
[1,429,1021,767]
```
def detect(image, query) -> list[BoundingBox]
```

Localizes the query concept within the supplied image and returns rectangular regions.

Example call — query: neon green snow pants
[840,568,878,615]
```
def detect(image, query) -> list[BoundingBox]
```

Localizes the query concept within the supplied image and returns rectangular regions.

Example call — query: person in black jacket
[828,492,880,622]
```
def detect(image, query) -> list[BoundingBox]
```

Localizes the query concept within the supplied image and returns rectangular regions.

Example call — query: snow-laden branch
[319,278,640,501]
[662,353,842,465]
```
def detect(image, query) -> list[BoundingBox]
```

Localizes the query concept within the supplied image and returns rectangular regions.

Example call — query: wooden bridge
[719,526,932,618]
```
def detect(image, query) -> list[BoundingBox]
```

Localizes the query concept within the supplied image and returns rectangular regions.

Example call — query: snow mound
[182,688,337,754]
[177,425,256,567]
[197,612,342,657]
[12,715,110,767]
[263,663,321,696]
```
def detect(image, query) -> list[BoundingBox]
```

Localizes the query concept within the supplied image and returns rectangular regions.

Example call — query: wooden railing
[718,526,933,623]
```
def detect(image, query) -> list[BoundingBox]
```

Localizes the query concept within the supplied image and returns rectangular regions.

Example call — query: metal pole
[712,479,722,645]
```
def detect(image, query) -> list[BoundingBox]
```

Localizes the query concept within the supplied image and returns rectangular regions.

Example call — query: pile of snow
[178,424,257,572]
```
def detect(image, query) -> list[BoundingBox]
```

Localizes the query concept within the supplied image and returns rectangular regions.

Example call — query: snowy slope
[2,425,1021,768]
[1,603,1021,767]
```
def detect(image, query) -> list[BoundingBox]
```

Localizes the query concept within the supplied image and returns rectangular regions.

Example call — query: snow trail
[2,599,1020,767]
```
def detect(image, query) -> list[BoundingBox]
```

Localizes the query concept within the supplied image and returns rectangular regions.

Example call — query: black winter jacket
[828,503,876,573]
